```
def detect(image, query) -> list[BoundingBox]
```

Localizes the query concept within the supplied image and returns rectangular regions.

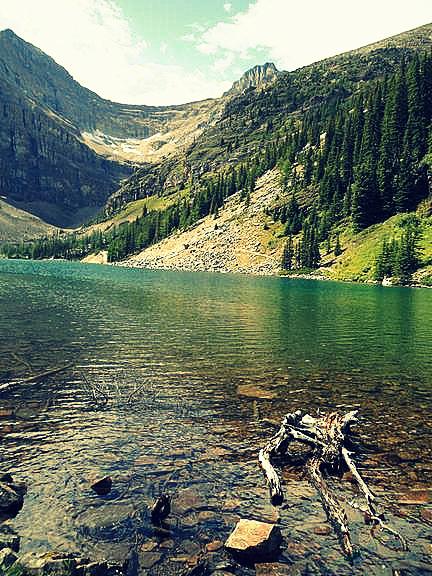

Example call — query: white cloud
[0,0,228,105]
[213,53,235,73]
[224,3,232,12]
[197,0,432,71]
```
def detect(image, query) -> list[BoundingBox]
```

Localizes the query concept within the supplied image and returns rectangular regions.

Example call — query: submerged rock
[18,552,125,575]
[225,519,282,561]
[89,475,113,496]
[255,563,292,576]
[398,488,432,505]
[236,384,277,400]
[0,479,25,516]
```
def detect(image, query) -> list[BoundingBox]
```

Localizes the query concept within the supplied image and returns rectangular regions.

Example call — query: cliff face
[0,29,163,139]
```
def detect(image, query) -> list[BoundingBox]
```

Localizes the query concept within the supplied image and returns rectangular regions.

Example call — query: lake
[0,260,431,575]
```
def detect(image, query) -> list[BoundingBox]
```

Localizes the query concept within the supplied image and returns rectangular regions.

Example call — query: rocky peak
[0,28,17,39]
[225,62,279,96]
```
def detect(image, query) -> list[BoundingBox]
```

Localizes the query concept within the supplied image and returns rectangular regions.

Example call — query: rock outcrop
[225,63,279,96]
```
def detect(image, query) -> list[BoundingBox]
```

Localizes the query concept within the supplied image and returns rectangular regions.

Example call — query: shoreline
[113,259,432,289]
[0,257,431,289]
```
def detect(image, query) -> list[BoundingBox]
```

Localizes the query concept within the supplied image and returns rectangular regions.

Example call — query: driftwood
[0,364,73,392]
[259,410,407,558]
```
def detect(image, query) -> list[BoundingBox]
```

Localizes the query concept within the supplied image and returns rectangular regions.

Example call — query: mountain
[2,23,432,285]
[224,62,279,96]
[103,23,432,214]
[0,29,221,227]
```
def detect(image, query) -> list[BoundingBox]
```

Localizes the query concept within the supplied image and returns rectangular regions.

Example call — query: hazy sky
[0,0,431,105]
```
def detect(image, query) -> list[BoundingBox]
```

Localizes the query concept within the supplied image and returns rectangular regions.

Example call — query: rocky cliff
[224,63,279,96]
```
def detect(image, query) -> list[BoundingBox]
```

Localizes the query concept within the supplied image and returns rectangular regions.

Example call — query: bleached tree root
[258,409,406,558]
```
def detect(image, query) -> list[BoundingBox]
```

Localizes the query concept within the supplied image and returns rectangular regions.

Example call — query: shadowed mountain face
[0,29,219,227]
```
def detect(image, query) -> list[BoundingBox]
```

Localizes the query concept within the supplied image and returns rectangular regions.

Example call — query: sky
[0,0,431,106]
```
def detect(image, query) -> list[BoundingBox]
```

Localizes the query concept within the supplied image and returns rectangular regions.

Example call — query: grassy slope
[81,189,189,235]
[320,209,432,285]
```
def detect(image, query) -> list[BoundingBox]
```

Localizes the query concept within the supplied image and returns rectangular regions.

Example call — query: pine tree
[334,233,342,256]
[281,234,294,270]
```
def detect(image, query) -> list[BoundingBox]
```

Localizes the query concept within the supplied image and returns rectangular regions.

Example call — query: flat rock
[225,519,282,561]
[138,551,162,569]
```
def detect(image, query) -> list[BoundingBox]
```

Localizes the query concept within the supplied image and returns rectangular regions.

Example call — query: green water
[0,260,431,575]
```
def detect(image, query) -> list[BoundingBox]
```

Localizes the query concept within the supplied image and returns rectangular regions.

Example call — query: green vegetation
[374,215,422,284]
[272,53,432,278]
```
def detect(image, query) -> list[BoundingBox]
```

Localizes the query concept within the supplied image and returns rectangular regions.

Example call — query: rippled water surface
[0,260,431,575]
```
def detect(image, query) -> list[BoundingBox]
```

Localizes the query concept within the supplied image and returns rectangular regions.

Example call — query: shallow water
[0,260,431,575]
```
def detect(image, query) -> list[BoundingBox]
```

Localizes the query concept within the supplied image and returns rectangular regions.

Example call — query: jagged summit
[225,62,279,96]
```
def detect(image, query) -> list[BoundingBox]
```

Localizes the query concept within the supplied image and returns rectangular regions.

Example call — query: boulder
[0,482,25,516]
[225,519,282,561]
[0,547,18,569]
[89,475,112,496]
